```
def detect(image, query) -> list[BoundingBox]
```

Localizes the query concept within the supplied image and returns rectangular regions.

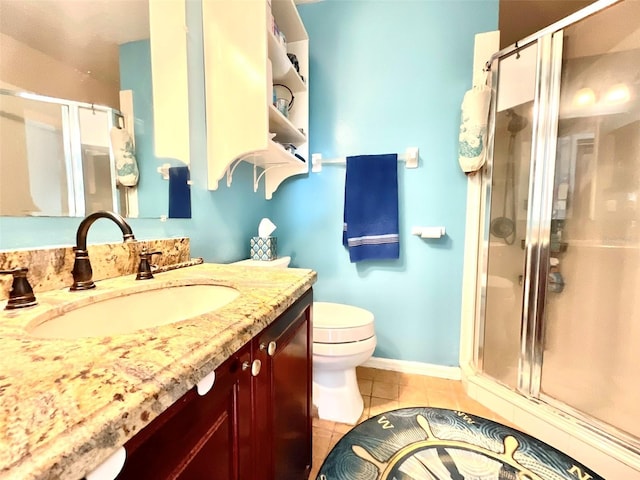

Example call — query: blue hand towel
[343,154,399,262]
[168,166,191,219]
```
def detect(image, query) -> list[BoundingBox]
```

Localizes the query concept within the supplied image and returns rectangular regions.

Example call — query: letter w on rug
[377,416,394,429]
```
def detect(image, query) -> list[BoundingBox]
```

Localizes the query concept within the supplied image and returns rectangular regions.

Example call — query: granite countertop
[0,263,316,480]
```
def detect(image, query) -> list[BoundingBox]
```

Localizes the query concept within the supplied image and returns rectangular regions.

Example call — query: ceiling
[0,0,623,89]
[498,0,597,48]
[0,0,149,86]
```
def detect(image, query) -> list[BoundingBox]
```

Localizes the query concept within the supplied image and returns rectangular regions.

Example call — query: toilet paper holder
[412,226,446,239]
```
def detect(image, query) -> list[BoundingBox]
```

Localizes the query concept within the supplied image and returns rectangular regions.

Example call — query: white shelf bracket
[254,163,288,193]
[226,158,245,188]
[253,163,260,192]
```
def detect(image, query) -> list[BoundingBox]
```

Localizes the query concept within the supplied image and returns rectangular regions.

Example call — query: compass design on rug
[317,407,604,480]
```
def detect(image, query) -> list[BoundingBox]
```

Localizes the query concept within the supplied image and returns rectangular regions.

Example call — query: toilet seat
[313,335,377,357]
[313,302,375,344]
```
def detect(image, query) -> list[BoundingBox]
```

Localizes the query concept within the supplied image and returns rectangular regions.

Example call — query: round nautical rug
[317,407,603,480]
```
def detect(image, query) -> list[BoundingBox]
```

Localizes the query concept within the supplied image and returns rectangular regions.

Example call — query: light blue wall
[0,0,272,263]
[272,0,498,366]
[119,39,168,219]
[0,0,497,368]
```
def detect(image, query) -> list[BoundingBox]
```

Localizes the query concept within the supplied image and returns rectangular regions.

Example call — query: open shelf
[230,140,308,199]
[268,104,306,145]
[271,0,307,42]
[242,140,306,168]
[267,32,306,93]
[203,0,308,199]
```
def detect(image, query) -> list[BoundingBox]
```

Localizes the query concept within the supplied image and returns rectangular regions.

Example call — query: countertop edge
[0,264,316,480]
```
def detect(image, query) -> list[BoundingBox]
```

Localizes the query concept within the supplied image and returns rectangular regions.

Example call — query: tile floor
[309,366,517,479]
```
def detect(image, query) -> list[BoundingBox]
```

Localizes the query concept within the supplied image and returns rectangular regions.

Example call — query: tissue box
[251,236,277,261]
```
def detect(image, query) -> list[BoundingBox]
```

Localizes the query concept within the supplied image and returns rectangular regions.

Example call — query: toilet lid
[313,302,375,344]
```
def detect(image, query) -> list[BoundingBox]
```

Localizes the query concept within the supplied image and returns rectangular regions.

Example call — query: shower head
[506,109,528,134]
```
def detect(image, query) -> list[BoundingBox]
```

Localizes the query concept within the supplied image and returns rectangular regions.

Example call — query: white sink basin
[28,284,240,339]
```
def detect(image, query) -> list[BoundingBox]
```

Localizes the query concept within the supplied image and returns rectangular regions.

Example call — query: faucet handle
[0,267,37,310]
[136,248,162,280]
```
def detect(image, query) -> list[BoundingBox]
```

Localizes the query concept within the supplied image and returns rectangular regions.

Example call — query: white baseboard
[362,356,461,380]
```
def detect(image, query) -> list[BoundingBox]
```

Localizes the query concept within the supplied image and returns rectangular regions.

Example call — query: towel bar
[311,147,419,172]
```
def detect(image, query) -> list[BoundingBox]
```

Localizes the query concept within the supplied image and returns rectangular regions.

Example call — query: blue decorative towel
[343,154,399,262]
[168,166,191,219]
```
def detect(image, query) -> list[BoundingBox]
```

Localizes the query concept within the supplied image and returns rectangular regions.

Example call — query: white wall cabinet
[150,0,190,166]
[202,0,309,199]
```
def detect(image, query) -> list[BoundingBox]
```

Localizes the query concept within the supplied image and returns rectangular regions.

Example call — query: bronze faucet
[71,211,135,291]
[0,267,37,309]
[136,247,162,280]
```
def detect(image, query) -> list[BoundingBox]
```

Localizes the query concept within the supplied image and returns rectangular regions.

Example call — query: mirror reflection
[0,0,191,219]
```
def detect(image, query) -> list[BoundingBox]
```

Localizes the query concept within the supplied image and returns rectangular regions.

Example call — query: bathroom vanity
[0,262,315,480]
[117,289,312,479]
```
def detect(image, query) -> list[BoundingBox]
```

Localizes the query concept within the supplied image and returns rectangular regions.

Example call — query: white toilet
[312,301,376,424]
[234,256,377,425]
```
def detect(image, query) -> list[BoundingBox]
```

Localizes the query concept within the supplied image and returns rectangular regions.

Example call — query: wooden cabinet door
[117,343,252,480]
[254,289,313,480]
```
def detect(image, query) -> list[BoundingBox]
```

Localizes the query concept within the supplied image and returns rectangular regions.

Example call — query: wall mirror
[0,0,191,219]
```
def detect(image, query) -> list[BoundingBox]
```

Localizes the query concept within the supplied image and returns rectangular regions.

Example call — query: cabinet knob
[196,370,216,396]
[242,359,262,376]
[85,446,126,480]
[260,341,277,356]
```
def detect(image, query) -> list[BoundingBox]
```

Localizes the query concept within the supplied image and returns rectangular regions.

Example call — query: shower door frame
[474,33,560,396]
[473,0,640,460]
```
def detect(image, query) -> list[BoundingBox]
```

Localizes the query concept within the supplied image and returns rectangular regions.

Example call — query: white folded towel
[458,72,492,174]
[110,127,139,187]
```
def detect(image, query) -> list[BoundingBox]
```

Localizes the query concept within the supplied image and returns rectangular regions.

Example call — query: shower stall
[469,0,640,475]
[0,89,132,217]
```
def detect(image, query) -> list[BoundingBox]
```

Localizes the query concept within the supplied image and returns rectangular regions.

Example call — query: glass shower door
[479,44,537,389]
[540,1,640,442]
[78,106,118,213]
[0,92,71,216]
